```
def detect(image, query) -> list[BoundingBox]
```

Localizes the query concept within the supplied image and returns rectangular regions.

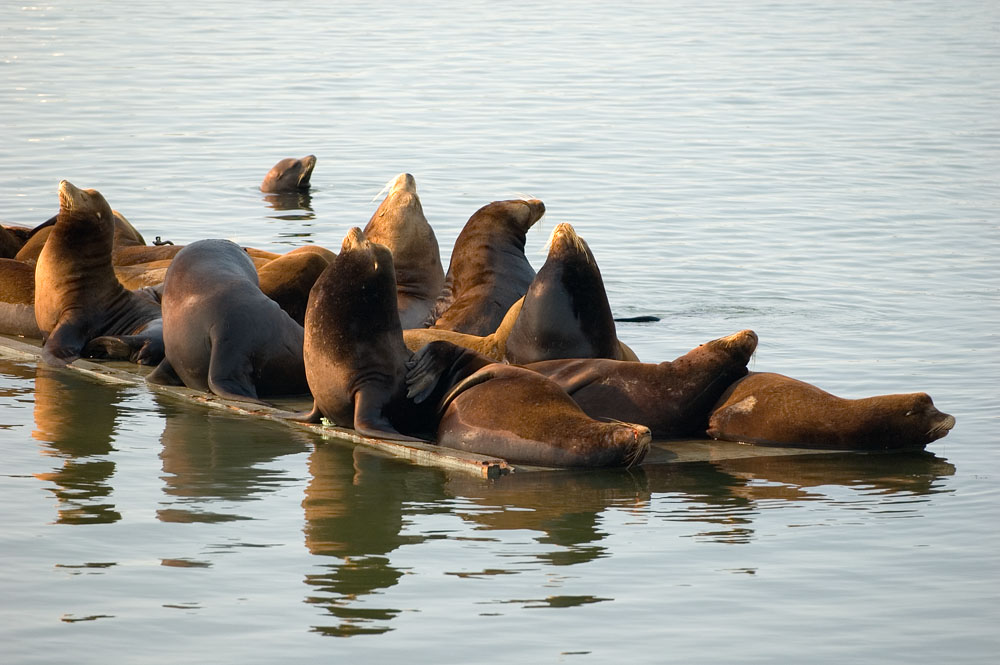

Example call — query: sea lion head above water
[260,154,317,193]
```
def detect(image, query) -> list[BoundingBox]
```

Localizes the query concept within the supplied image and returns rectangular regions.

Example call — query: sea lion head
[58,180,115,229]
[260,154,317,193]
[897,393,956,443]
[333,227,399,319]
[704,329,759,364]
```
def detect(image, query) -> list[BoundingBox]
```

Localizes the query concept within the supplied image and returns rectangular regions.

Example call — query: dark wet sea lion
[430,198,545,336]
[33,181,163,366]
[0,258,41,337]
[405,340,649,467]
[260,154,317,193]
[432,360,650,468]
[364,173,445,329]
[706,372,956,450]
[527,329,758,438]
[504,222,638,364]
[257,250,330,326]
[295,227,422,441]
[403,296,523,362]
[146,239,307,401]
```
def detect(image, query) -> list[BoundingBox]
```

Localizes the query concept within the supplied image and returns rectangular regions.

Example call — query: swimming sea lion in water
[146,239,308,401]
[0,258,41,337]
[504,222,638,364]
[364,173,445,329]
[527,329,759,438]
[33,181,163,366]
[406,340,650,468]
[294,227,423,442]
[706,372,956,450]
[260,154,317,193]
[430,198,545,336]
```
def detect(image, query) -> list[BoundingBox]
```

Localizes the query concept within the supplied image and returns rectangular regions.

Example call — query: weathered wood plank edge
[0,334,514,479]
[2,335,845,478]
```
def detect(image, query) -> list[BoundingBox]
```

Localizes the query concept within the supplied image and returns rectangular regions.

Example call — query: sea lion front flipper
[84,332,164,366]
[286,402,323,423]
[41,321,87,366]
[353,388,426,443]
[146,357,184,386]
[405,341,456,404]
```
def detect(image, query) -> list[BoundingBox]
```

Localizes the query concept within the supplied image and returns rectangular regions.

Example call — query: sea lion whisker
[370,174,401,203]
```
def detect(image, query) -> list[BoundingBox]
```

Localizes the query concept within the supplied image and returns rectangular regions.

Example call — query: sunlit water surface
[1,2,998,663]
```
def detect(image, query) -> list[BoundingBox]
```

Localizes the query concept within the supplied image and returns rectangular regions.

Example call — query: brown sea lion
[33,181,163,366]
[260,154,317,193]
[0,258,41,337]
[14,224,53,263]
[114,260,172,290]
[527,329,758,438]
[257,250,330,326]
[146,239,307,401]
[402,296,524,361]
[1,225,27,258]
[285,244,337,264]
[706,372,956,450]
[364,173,445,329]
[504,222,638,364]
[294,227,423,441]
[430,198,545,336]
[406,341,650,467]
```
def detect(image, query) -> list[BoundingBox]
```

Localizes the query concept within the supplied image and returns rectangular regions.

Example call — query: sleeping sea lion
[504,222,638,364]
[430,198,545,336]
[364,173,445,329]
[527,329,758,438]
[146,239,308,401]
[405,341,650,468]
[33,181,163,366]
[294,228,423,442]
[707,372,956,450]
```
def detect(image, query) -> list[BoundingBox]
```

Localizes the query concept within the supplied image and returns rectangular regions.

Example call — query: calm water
[2,1,998,662]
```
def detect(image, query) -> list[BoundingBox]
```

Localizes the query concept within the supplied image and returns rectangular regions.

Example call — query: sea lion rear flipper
[83,333,164,365]
[41,323,87,366]
[146,357,184,386]
[206,346,263,404]
[354,389,426,443]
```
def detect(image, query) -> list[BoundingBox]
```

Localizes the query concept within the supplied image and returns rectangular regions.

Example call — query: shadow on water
[30,365,128,525]
[301,443,449,637]
[155,396,313,524]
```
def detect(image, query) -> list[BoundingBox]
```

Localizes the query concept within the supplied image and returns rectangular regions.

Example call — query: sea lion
[33,181,163,366]
[146,239,308,401]
[706,372,956,450]
[295,227,423,441]
[527,329,759,438]
[0,258,41,337]
[257,250,330,325]
[1,225,27,258]
[504,222,638,364]
[260,154,317,193]
[363,173,445,329]
[114,260,172,290]
[403,296,524,361]
[285,244,337,264]
[406,341,650,468]
[430,198,545,336]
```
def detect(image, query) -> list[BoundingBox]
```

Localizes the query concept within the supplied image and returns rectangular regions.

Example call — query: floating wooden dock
[1,334,841,479]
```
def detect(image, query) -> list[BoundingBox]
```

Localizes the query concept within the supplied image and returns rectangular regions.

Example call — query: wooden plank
[1,334,840,478]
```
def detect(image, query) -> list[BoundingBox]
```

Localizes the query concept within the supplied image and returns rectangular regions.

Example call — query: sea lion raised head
[430,197,546,336]
[260,154,317,193]
[364,173,445,329]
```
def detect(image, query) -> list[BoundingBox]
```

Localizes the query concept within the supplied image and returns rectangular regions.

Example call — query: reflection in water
[302,444,448,637]
[31,366,127,525]
[447,451,957,552]
[156,397,312,524]
[263,191,315,219]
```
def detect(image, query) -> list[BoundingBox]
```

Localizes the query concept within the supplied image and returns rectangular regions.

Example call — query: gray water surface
[1,2,998,663]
